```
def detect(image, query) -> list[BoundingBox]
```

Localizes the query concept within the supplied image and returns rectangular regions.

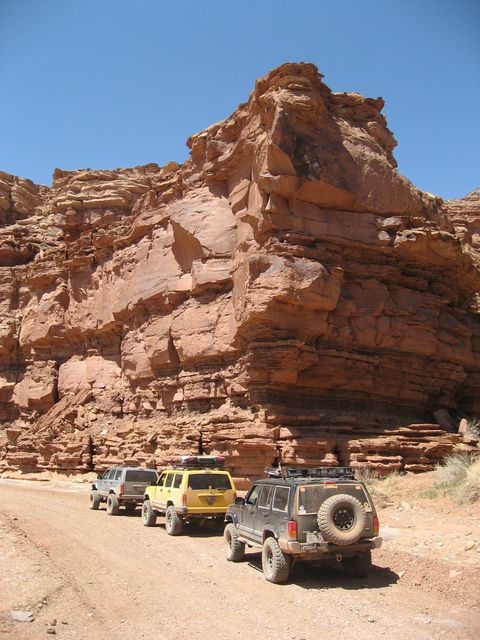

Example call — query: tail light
[373,516,379,536]
[287,520,297,540]
[119,483,125,495]
[181,493,187,506]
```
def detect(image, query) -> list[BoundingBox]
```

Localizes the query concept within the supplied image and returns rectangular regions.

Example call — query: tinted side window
[245,484,261,505]
[272,486,289,512]
[157,473,167,486]
[104,470,112,479]
[257,485,273,509]
[173,473,183,489]
[114,470,122,480]
[165,473,174,488]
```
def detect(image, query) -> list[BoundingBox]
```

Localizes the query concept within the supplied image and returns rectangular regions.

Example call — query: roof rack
[265,466,356,480]
[177,455,225,470]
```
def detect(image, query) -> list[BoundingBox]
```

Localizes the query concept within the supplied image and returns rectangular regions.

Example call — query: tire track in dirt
[0,480,478,640]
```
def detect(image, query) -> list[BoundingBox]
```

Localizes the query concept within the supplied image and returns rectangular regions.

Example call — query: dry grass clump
[354,468,402,507]
[466,419,480,440]
[421,453,480,504]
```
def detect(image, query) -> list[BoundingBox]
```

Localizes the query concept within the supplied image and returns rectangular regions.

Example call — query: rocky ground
[0,471,479,640]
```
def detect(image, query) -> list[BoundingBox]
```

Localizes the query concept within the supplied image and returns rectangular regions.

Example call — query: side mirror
[235,497,245,505]
[150,480,157,486]
[97,474,103,479]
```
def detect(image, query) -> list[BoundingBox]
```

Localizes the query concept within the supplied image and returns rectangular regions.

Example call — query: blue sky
[0,0,478,199]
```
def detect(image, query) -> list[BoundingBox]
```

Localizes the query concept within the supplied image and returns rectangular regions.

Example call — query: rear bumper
[279,536,383,558]
[117,495,145,503]
[180,506,228,516]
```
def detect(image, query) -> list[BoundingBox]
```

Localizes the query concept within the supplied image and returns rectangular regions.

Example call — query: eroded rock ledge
[1,63,479,483]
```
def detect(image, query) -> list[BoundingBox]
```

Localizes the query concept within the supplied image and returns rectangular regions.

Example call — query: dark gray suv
[224,466,382,583]
[89,466,158,515]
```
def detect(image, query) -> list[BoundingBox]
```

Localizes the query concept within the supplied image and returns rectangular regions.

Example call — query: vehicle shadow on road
[141,521,223,538]
[245,552,399,590]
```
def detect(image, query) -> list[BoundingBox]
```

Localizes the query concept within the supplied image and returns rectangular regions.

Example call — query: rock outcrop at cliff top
[1,63,479,483]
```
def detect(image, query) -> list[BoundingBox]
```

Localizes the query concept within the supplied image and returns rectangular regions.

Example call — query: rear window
[125,470,158,483]
[187,473,232,490]
[297,484,368,514]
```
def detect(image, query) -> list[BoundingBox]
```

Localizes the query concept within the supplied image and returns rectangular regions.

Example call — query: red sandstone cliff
[1,63,478,482]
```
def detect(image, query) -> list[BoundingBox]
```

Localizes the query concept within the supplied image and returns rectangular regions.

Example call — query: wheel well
[166,500,174,507]
[263,530,275,543]
[225,516,233,524]
[92,484,97,490]
[109,490,116,495]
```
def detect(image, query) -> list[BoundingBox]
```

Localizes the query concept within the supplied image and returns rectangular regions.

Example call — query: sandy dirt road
[0,479,479,640]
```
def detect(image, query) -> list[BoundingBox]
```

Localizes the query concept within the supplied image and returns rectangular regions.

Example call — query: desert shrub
[466,419,480,440]
[432,453,480,504]
[354,468,402,507]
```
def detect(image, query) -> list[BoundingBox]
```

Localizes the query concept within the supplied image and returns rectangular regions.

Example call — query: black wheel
[89,491,101,510]
[124,503,137,514]
[142,500,157,527]
[262,537,290,583]
[342,551,372,577]
[224,523,245,562]
[106,494,120,516]
[317,494,366,546]
[165,506,183,536]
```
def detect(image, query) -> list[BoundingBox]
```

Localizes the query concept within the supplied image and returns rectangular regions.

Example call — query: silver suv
[89,466,158,515]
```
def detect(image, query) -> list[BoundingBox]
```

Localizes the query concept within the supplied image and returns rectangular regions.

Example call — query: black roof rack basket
[177,455,225,470]
[265,466,356,480]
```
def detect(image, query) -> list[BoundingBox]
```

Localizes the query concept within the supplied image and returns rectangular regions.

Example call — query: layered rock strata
[1,63,479,483]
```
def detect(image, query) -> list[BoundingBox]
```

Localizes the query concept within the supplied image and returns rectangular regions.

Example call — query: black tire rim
[333,507,355,531]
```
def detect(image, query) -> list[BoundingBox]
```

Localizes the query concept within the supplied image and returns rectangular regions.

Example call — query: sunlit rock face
[1,63,479,482]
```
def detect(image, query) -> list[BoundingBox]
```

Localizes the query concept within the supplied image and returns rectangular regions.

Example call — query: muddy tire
[89,491,101,510]
[165,506,183,536]
[106,494,120,516]
[224,523,245,562]
[317,494,366,546]
[342,550,372,577]
[262,537,290,583]
[142,500,157,527]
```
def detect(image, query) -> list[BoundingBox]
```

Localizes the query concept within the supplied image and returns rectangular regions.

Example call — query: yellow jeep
[142,455,236,535]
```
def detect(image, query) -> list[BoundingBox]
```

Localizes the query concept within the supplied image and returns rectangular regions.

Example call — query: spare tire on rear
[317,494,366,546]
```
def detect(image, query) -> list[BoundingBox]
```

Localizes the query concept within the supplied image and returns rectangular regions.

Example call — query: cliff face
[1,63,479,482]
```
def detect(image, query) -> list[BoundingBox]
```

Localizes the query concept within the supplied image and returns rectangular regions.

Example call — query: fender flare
[224,513,238,526]
[262,526,278,542]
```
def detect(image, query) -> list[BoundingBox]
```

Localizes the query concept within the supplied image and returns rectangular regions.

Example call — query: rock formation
[1,63,479,483]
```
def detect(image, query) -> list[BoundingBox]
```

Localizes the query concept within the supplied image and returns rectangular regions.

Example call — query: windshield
[187,473,232,490]
[125,470,158,483]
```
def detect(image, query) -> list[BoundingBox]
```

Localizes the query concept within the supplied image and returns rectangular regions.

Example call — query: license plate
[206,496,215,505]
